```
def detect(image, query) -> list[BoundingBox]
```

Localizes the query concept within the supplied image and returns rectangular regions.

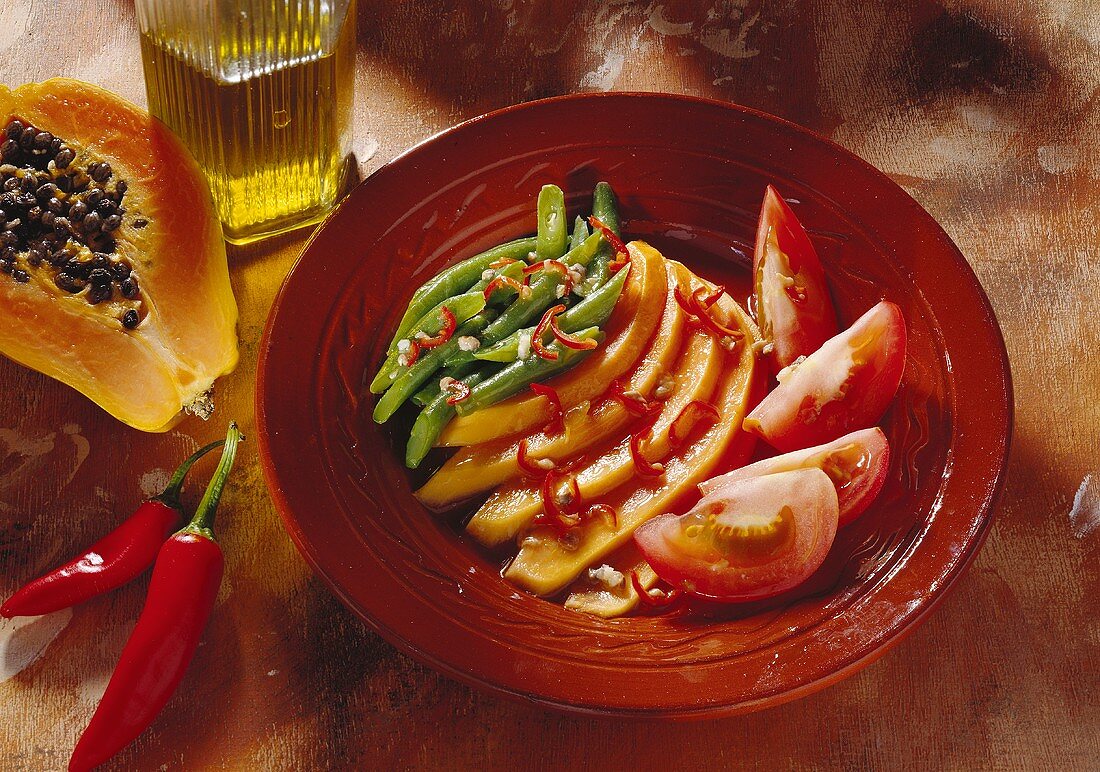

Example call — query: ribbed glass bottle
[136,0,356,244]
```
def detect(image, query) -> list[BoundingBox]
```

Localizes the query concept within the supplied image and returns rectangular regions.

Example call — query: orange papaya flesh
[503,293,763,597]
[436,240,668,447]
[414,260,689,510]
[0,79,238,431]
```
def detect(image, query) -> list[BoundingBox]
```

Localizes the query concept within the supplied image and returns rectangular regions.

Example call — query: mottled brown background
[1,1,1097,769]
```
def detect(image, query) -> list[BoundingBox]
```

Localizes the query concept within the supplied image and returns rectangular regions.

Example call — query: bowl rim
[256,90,1014,718]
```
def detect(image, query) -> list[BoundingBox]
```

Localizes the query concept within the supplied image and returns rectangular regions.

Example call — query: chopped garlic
[481,268,495,281]
[776,354,807,383]
[752,339,776,356]
[535,457,556,470]
[527,251,538,262]
[396,339,412,354]
[719,335,740,352]
[457,336,480,352]
[397,354,410,367]
[439,376,458,390]
[555,283,567,298]
[654,373,676,399]
[587,564,625,589]
[414,331,430,342]
[517,331,532,360]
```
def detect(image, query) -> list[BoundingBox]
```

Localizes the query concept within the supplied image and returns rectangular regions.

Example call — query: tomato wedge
[753,185,837,369]
[743,301,906,453]
[699,427,890,526]
[634,469,839,602]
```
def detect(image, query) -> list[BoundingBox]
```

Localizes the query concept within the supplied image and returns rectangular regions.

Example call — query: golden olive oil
[139,0,355,244]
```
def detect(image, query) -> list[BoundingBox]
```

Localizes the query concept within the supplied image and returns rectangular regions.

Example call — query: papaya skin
[0,79,238,431]
[504,292,763,598]
[415,261,689,510]
[436,241,667,447]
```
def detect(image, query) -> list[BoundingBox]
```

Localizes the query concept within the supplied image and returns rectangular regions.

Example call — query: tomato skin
[634,469,839,603]
[698,427,890,526]
[744,301,906,453]
[753,186,837,370]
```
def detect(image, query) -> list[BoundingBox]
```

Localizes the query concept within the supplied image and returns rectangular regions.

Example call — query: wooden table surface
[1,1,1097,769]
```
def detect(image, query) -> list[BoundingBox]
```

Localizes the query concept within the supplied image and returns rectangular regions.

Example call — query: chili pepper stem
[181,423,242,540]
[155,439,225,509]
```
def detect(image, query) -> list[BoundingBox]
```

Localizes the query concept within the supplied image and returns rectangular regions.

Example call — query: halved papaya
[0,79,238,431]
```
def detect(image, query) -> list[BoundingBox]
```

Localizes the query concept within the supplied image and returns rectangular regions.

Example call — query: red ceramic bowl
[257,93,1012,718]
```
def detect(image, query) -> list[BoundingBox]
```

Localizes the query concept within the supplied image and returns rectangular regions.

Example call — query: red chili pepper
[606,379,658,418]
[584,503,618,530]
[417,306,456,349]
[549,314,598,351]
[523,259,573,295]
[517,439,552,476]
[483,275,530,303]
[68,424,242,772]
[0,440,224,619]
[631,571,684,609]
[674,285,744,338]
[696,285,725,309]
[629,425,666,478]
[536,468,582,535]
[488,257,519,269]
[588,215,628,257]
[530,382,565,434]
[443,378,471,406]
[668,400,721,449]
[531,304,566,361]
[401,339,422,367]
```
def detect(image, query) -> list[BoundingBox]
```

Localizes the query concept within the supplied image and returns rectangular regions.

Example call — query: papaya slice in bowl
[503,292,763,597]
[0,79,238,431]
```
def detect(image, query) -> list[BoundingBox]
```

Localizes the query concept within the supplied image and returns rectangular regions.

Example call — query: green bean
[473,265,629,363]
[405,368,496,468]
[370,292,487,393]
[535,185,568,261]
[443,231,602,370]
[387,236,536,354]
[570,215,590,251]
[371,261,524,394]
[454,328,604,416]
[585,181,621,292]
[372,315,491,423]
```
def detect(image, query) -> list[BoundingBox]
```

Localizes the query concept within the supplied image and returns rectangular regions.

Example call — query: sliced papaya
[563,542,657,618]
[466,325,722,547]
[0,79,238,431]
[415,260,689,510]
[435,240,667,447]
[503,293,763,597]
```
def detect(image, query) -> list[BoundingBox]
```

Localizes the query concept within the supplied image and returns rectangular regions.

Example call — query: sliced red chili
[584,503,618,530]
[631,571,684,609]
[530,382,565,434]
[517,439,551,476]
[674,285,744,339]
[417,306,456,349]
[629,426,666,478]
[483,275,530,303]
[607,379,658,418]
[536,469,583,535]
[488,257,519,269]
[588,215,628,257]
[523,259,573,295]
[696,285,726,309]
[668,400,720,449]
[531,304,567,361]
[443,379,471,406]
[549,315,597,351]
[401,340,422,367]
